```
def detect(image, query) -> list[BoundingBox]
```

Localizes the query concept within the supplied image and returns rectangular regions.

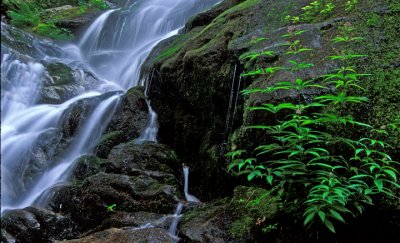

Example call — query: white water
[183,165,201,203]
[1,0,220,214]
[132,164,199,238]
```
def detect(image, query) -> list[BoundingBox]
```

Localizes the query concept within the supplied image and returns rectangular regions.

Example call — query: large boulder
[180,186,279,242]
[95,87,149,158]
[1,207,77,243]
[51,172,179,231]
[105,141,180,177]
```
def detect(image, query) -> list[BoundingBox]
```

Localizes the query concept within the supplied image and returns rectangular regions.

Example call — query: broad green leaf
[374,179,383,191]
[324,219,336,233]
[304,212,316,225]
[267,175,273,185]
[329,209,345,223]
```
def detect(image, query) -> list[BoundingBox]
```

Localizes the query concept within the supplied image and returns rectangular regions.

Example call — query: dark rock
[51,172,179,231]
[106,141,180,177]
[72,155,104,181]
[1,207,77,243]
[55,9,104,33]
[55,227,178,243]
[82,211,170,234]
[182,0,245,33]
[180,186,279,242]
[40,62,101,104]
[94,131,123,158]
[103,87,148,144]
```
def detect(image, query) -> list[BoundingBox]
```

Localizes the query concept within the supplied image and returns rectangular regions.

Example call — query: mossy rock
[94,131,123,159]
[72,154,104,181]
[180,186,280,242]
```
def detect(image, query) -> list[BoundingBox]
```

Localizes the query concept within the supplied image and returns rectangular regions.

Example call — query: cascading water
[183,164,201,203]
[1,0,221,214]
[132,164,200,239]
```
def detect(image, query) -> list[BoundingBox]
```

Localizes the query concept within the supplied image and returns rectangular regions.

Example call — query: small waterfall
[136,100,159,143]
[136,71,158,144]
[131,164,200,238]
[168,203,183,236]
[183,164,200,203]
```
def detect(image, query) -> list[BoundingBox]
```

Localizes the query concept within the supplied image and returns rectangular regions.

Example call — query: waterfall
[1,0,221,214]
[183,164,200,203]
[168,203,184,236]
[131,164,200,238]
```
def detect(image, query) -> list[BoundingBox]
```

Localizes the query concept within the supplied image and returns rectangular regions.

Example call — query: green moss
[46,63,74,85]
[350,0,400,155]
[219,0,261,18]
[33,22,73,40]
[97,131,123,145]
[230,216,254,238]
[156,44,182,61]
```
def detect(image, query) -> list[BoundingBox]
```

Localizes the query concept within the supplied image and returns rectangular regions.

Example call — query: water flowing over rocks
[2,0,400,242]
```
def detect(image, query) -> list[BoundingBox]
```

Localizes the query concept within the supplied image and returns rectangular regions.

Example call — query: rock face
[141,0,319,198]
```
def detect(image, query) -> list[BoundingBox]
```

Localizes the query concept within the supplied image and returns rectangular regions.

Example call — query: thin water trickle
[225,64,238,137]
[230,75,242,130]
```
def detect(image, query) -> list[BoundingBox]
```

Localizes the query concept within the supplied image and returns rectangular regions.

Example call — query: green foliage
[7,0,40,28]
[34,22,73,39]
[106,203,116,212]
[229,186,280,238]
[228,30,399,234]
[81,0,108,10]
[5,0,108,39]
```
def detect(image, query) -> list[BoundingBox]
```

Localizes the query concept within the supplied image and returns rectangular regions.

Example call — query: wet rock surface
[103,87,149,146]
[1,207,77,243]
[55,227,178,243]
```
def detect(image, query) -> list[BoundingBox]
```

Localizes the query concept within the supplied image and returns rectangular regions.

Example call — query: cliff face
[142,0,399,200]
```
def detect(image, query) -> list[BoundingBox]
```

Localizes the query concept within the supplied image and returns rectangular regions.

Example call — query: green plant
[228,31,399,234]
[80,0,108,10]
[345,0,358,12]
[34,22,73,40]
[106,203,117,212]
[7,0,40,28]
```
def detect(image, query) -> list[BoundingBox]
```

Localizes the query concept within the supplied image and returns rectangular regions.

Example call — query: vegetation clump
[228,16,399,236]
[3,0,109,40]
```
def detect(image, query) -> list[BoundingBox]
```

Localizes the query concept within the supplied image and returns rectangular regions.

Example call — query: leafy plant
[7,0,40,28]
[106,203,117,212]
[228,30,399,234]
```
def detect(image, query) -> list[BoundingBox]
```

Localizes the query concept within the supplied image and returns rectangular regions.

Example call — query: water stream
[225,64,242,138]
[1,0,221,214]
